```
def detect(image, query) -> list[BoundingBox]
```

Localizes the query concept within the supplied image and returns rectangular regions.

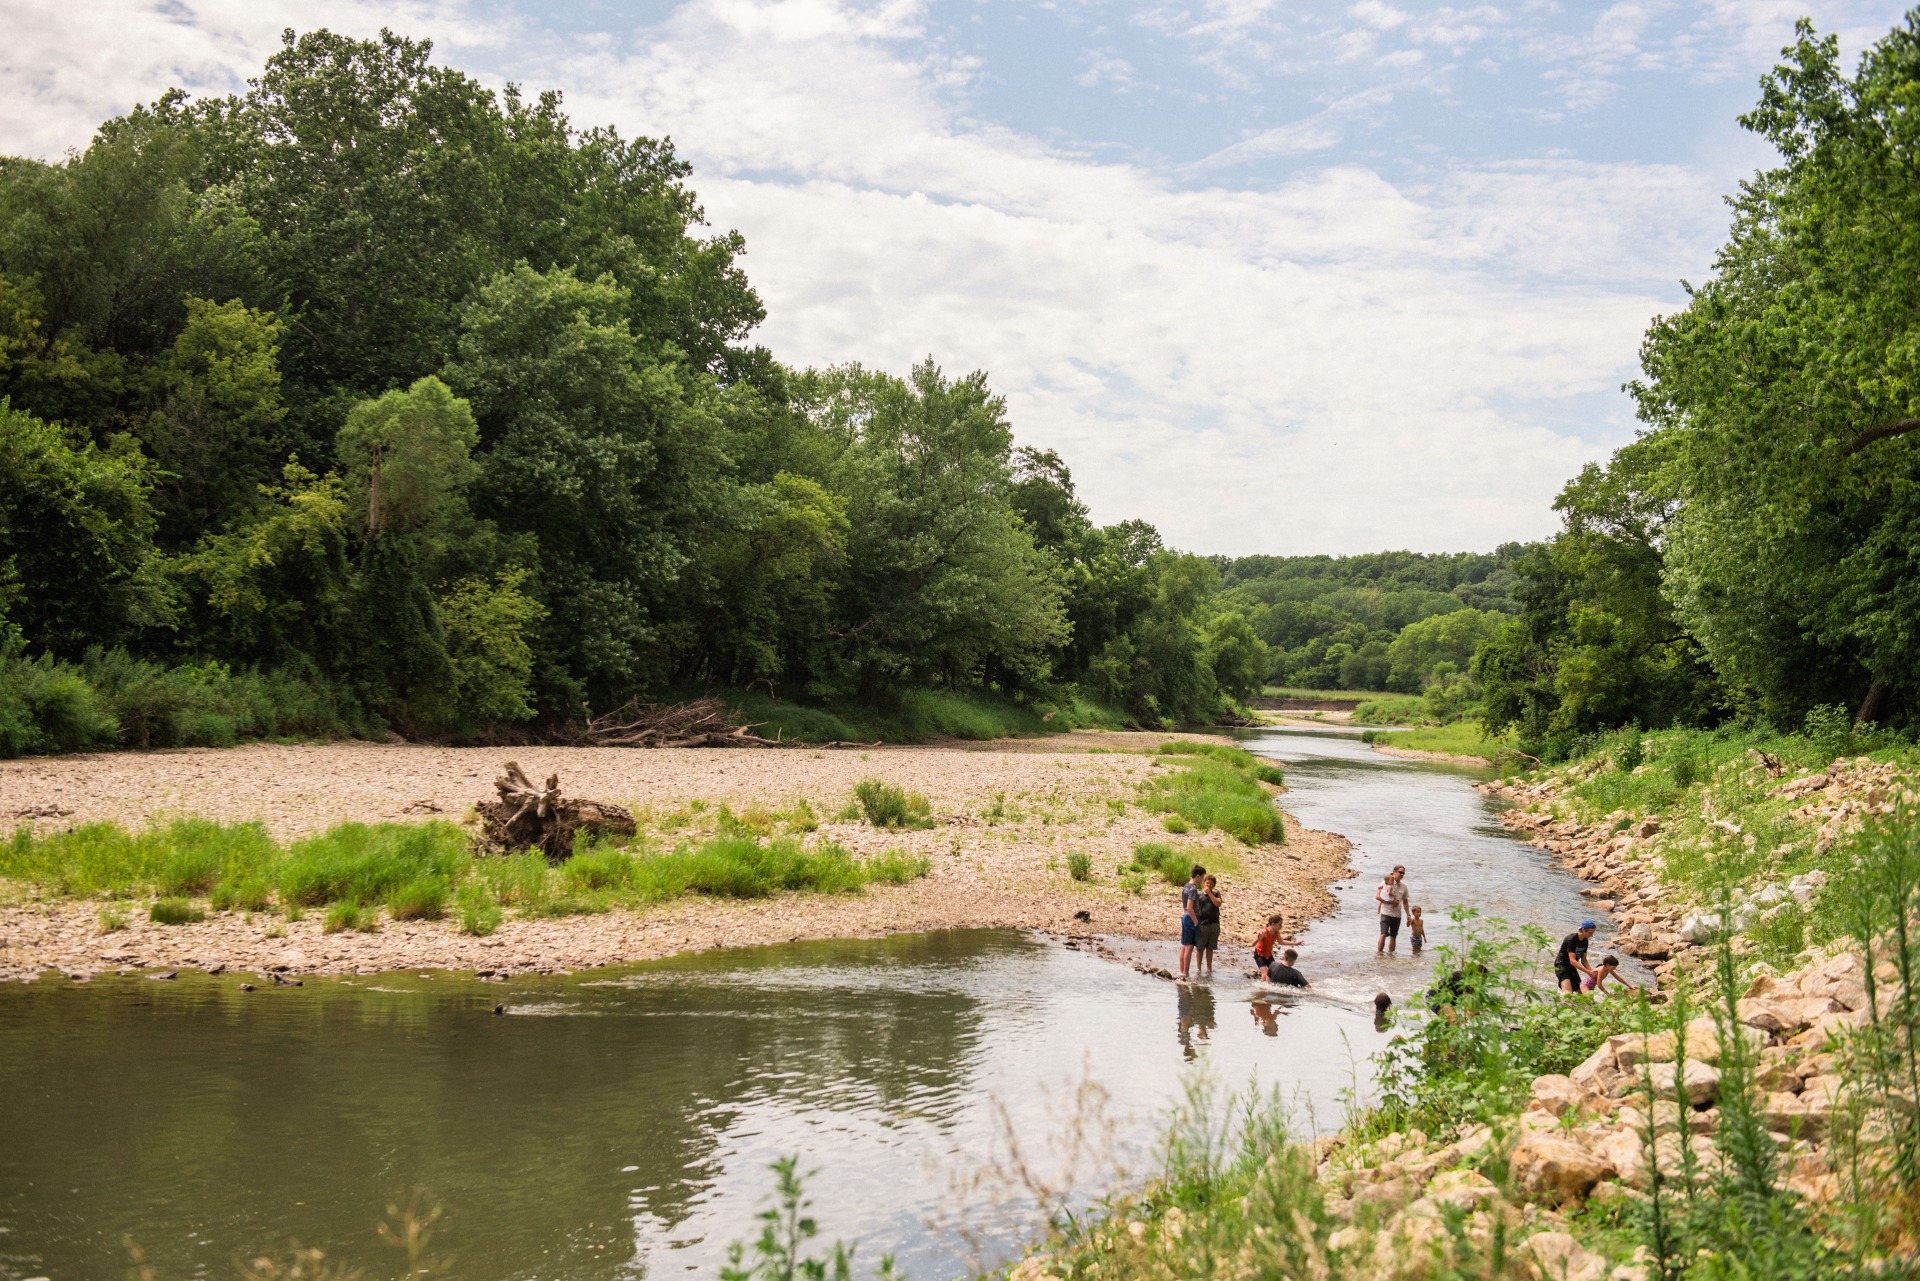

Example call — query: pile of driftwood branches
[477,761,636,859]
[577,696,780,748]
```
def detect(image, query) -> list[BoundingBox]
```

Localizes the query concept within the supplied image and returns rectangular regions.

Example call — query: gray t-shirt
[1377,879,1409,918]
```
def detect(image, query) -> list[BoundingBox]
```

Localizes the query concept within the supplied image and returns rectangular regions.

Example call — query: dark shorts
[1379,915,1401,939]
[1253,953,1273,972]
[1555,965,1580,990]
[1180,916,1198,946]
[1197,922,1220,950]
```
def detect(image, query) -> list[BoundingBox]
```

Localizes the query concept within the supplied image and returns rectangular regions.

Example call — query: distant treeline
[1215,549,1523,693]
[0,30,1269,754]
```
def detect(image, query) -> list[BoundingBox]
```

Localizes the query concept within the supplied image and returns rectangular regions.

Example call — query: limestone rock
[1737,993,1846,1034]
[1530,1074,1599,1118]
[1424,1168,1500,1211]
[1525,1231,1608,1281]
[1642,1059,1720,1107]
[1509,1131,1615,1204]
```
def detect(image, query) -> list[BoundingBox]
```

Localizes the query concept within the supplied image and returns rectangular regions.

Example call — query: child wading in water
[1251,913,1301,981]
[1407,905,1426,955]
[1195,874,1223,976]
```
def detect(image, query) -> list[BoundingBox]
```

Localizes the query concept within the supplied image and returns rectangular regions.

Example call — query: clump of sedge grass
[865,848,932,885]
[454,881,502,936]
[853,779,933,829]
[1067,851,1092,881]
[149,897,204,925]
[1129,841,1191,886]
[387,876,449,921]
[280,821,466,909]
[322,900,379,933]
[97,903,129,932]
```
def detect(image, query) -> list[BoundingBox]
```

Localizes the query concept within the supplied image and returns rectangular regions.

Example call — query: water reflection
[1175,983,1217,1059]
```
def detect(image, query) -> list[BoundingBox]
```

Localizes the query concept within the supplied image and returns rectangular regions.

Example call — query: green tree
[335,376,479,534]
[0,401,168,655]
[141,298,288,537]
[1632,14,1920,729]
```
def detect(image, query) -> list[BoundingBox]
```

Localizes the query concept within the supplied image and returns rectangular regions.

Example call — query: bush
[149,897,204,925]
[852,779,932,829]
[1066,851,1092,881]
[454,881,501,936]
[0,631,119,756]
[1162,815,1190,833]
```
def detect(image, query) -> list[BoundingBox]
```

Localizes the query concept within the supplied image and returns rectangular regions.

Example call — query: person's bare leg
[1179,944,1193,979]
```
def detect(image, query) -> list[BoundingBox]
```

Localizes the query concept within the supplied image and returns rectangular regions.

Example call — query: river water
[0,729,1633,1281]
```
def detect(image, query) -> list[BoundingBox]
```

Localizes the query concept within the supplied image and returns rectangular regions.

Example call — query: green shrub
[865,848,932,885]
[322,900,379,933]
[1162,814,1190,834]
[454,881,501,936]
[563,844,640,892]
[149,897,204,925]
[852,779,932,829]
[1066,851,1092,881]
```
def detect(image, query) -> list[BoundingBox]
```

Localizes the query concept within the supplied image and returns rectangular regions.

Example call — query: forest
[0,30,1272,754]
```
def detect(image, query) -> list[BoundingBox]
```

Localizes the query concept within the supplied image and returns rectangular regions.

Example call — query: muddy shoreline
[0,733,1351,982]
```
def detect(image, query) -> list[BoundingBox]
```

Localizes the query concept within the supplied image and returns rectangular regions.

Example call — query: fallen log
[477,761,636,859]
[577,696,779,748]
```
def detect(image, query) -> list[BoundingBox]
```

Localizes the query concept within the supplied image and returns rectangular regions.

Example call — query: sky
[2,0,1914,556]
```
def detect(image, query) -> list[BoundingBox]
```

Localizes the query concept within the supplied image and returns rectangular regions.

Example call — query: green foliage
[148,897,204,925]
[97,903,129,932]
[1066,850,1092,881]
[1367,909,1657,1135]
[852,779,932,829]
[721,1156,895,1281]
[336,376,478,535]
[0,401,168,656]
[387,876,449,921]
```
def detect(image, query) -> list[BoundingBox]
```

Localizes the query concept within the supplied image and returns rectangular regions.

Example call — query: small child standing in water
[1407,905,1427,954]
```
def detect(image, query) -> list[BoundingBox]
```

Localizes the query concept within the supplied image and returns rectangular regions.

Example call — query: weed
[563,844,640,892]
[149,897,204,925]
[1067,851,1092,881]
[97,903,128,932]
[1161,814,1190,833]
[280,821,467,908]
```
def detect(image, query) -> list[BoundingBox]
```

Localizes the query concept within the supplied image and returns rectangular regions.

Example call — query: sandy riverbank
[0,732,1351,981]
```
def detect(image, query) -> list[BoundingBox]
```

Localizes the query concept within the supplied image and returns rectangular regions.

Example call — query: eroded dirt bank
[0,732,1349,981]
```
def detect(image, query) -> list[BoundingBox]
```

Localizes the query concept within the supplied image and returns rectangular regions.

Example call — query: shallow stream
[0,729,1635,1280]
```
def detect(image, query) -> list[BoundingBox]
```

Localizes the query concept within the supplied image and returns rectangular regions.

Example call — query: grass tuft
[149,897,204,925]
[852,779,933,829]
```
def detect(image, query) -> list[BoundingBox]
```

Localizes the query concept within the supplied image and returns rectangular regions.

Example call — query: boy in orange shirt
[1251,913,1301,980]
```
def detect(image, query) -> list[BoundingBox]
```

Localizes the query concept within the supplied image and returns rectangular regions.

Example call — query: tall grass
[1141,743,1284,844]
[853,779,933,829]
[2,815,931,921]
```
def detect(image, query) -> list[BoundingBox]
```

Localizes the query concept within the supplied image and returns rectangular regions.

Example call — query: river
[0,728,1634,1281]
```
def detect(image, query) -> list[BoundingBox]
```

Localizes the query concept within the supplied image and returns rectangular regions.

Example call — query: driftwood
[577,696,780,748]
[477,761,636,860]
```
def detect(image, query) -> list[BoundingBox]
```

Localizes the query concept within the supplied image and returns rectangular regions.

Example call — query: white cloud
[2,0,1891,554]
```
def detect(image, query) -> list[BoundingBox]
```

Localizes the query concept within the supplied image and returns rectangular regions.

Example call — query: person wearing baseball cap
[1554,920,1599,994]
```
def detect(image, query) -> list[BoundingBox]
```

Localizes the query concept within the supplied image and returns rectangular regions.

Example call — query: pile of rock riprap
[1305,948,1880,1281]
[1479,753,1918,981]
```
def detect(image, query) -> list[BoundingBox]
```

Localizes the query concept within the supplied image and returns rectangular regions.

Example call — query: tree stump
[477,761,636,860]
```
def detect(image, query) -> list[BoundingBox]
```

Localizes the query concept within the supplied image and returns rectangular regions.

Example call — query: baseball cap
[1580,920,1597,930]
